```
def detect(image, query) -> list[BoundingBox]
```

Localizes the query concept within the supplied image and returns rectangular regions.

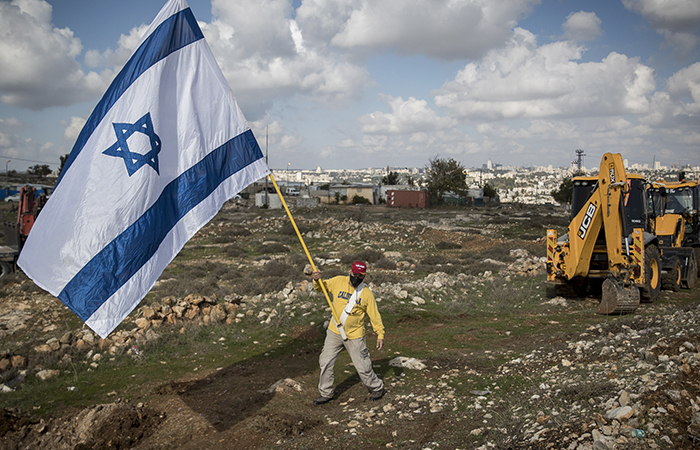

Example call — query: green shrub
[257,243,290,253]
[341,249,384,265]
[367,270,409,286]
[350,194,370,204]
[279,222,310,235]
[228,278,263,296]
[285,253,309,269]
[213,226,251,243]
[374,258,397,270]
[250,261,299,279]
[316,266,346,279]
[225,244,247,258]
[421,255,449,265]
[460,261,504,277]
[154,278,226,299]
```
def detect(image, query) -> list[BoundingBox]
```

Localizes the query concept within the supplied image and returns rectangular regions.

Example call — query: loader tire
[570,277,588,297]
[640,245,661,303]
[551,277,589,298]
[661,257,681,292]
[684,252,697,289]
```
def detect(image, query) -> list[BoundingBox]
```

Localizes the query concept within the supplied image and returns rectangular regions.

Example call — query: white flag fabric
[18,0,269,339]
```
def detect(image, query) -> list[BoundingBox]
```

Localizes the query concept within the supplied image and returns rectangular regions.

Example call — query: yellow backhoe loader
[547,153,661,314]
[648,179,698,290]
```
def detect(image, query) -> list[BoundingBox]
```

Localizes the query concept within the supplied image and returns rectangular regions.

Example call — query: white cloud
[295,0,361,46]
[0,117,49,163]
[667,62,700,99]
[64,116,87,141]
[246,117,307,169]
[352,112,474,163]
[434,28,656,120]
[622,0,700,31]
[0,0,110,110]
[664,62,700,116]
[660,29,700,60]
[563,11,602,42]
[201,0,370,119]
[211,0,296,59]
[358,95,457,134]
[328,0,540,59]
[622,0,700,57]
[80,24,149,73]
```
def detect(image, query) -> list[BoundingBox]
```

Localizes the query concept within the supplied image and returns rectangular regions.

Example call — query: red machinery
[1,186,46,277]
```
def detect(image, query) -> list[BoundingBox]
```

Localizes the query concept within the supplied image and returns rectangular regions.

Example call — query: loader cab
[570,174,650,240]
[622,175,650,233]
[647,183,665,220]
[570,176,598,220]
[662,180,700,247]
[665,185,695,215]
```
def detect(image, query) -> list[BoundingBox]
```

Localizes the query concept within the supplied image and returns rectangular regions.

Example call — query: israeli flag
[18,0,269,338]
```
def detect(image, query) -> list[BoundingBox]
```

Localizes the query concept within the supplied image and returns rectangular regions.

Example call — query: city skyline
[1,0,699,173]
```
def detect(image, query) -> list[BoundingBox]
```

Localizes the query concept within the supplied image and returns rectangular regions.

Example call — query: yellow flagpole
[267,174,342,326]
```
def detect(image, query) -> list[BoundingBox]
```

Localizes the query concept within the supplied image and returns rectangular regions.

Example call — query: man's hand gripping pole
[268,174,347,340]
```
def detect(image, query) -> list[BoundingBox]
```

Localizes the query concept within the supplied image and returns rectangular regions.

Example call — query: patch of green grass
[212,225,252,244]
[176,245,224,260]
[255,243,290,254]
[2,311,331,416]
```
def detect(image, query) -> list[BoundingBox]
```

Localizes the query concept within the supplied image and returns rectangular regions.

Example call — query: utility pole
[573,149,585,174]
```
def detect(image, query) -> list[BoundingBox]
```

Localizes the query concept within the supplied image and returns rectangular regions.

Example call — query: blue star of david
[103,112,161,176]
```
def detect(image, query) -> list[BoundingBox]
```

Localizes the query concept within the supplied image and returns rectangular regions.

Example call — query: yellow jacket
[314,275,385,340]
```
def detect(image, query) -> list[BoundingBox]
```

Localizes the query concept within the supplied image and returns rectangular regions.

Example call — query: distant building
[308,183,378,204]
[379,184,418,200]
[255,192,282,209]
[336,184,377,204]
[386,190,429,208]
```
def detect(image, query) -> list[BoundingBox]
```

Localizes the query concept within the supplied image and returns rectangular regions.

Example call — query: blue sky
[1,0,699,173]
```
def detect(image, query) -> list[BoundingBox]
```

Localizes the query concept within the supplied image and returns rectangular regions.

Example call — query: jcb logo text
[578,203,597,239]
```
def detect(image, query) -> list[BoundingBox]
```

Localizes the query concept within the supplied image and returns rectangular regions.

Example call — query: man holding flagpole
[312,261,386,405]
[18,0,269,339]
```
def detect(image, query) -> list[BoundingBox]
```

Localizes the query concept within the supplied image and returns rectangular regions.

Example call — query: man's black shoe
[369,388,386,401]
[313,396,332,405]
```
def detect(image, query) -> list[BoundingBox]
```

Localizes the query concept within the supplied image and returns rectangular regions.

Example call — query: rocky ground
[0,203,698,449]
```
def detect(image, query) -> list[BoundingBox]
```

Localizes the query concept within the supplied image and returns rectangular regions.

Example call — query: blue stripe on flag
[57,8,204,186]
[58,130,263,321]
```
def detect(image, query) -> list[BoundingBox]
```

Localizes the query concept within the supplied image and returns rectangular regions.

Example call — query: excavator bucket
[597,278,640,314]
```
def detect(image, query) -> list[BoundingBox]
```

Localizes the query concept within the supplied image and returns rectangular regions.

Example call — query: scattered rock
[35,369,60,381]
[389,357,426,370]
[259,378,303,394]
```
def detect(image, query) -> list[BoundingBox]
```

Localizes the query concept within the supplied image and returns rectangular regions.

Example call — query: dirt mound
[290,324,321,341]
[249,412,322,437]
[0,402,163,450]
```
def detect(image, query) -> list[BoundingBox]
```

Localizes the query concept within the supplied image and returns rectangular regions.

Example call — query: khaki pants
[318,328,384,398]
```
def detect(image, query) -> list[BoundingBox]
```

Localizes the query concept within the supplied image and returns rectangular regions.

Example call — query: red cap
[351,261,367,275]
